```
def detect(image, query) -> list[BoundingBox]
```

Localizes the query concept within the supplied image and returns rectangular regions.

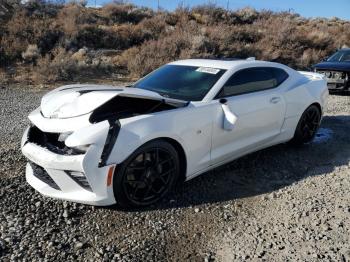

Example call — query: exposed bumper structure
[315,69,350,91]
[21,120,117,206]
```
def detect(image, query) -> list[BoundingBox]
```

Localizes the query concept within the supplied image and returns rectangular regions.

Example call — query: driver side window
[217,67,288,98]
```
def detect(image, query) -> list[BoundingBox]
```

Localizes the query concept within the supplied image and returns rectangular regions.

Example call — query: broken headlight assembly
[59,131,90,154]
[58,132,73,142]
[70,144,90,154]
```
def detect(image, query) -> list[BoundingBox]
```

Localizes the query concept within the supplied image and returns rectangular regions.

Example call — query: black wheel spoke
[132,186,140,198]
[125,180,144,186]
[159,157,173,167]
[156,174,168,184]
[122,146,177,205]
[299,107,321,142]
[142,184,153,199]
[127,166,145,171]
[160,168,175,177]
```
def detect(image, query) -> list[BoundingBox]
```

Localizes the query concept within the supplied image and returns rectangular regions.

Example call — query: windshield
[327,50,350,62]
[133,65,226,101]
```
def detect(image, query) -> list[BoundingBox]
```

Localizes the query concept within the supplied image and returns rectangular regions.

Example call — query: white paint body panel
[21,59,328,205]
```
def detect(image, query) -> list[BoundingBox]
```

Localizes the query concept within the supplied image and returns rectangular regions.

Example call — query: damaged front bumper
[21,112,117,206]
[315,70,350,91]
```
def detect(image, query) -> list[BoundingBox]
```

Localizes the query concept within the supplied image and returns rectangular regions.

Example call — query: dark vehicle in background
[313,48,350,92]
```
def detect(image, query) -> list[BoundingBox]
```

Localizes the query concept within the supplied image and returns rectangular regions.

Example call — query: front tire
[290,105,321,145]
[113,140,180,208]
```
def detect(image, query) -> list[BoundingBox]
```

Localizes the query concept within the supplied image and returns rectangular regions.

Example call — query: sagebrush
[0,0,349,83]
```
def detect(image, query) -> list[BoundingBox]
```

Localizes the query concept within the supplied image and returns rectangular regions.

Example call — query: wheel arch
[289,101,322,145]
[310,102,322,115]
[295,102,322,132]
[113,136,188,183]
[149,137,188,183]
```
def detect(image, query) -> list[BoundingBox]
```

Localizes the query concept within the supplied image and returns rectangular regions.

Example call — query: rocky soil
[0,86,349,261]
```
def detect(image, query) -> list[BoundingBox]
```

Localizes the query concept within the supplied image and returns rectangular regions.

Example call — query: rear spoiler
[298,71,325,80]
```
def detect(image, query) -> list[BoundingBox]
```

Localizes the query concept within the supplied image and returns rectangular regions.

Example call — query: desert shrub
[125,28,196,77]
[23,0,60,18]
[164,12,179,26]
[111,24,153,47]
[223,25,262,44]
[70,24,148,50]
[191,4,228,25]
[299,49,324,69]
[201,25,260,59]
[102,3,152,24]
[74,26,114,49]
[234,7,259,24]
[300,30,333,50]
[71,47,88,62]
[56,3,83,36]
[1,2,350,83]
[37,30,63,55]
[0,3,59,63]
[34,48,78,82]
[1,10,35,59]
[22,44,40,63]
[0,48,10,67]
[251,16,304,66]
[138,16,167,39]
[33,47,116,82]
[0,0,21,24]
[0,68,7,82]
[125,41,179,77]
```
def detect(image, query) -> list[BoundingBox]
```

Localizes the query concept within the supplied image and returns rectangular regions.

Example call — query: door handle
[270,97,281,104]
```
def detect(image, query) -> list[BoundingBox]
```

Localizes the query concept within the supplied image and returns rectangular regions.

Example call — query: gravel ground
[0,86,349,261]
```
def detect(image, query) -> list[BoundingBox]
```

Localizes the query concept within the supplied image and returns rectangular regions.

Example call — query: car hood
[313,61,350,71]
[40,84,186,119]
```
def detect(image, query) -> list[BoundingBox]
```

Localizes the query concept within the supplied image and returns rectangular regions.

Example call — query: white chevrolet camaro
[21,59,328,207]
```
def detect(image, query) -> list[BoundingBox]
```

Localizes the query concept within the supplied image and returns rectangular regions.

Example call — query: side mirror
[220,98,237,131]
[322,57,328,62]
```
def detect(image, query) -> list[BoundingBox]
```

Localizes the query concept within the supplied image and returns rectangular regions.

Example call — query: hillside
[1,1,350,84]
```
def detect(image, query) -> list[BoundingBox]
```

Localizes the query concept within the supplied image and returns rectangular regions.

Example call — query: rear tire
[113,140,180,208]
[290,105,321,145]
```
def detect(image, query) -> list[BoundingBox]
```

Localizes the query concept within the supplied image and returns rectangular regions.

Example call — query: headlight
[334,72,341,79]
[343,72,348,80]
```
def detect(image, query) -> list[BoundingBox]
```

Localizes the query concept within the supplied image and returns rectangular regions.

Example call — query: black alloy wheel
[114,140,180,208]
[291,105,321,145]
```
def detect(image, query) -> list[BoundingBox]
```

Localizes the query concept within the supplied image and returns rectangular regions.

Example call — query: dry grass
[1,1,350,83]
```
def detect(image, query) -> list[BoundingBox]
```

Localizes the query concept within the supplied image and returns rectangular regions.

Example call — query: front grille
[27,126,81,155]
[29,162,61,190]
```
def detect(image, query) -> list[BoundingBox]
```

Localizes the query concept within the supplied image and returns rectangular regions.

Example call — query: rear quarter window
[271,68,289,86]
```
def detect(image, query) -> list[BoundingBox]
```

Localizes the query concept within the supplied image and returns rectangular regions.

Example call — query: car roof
[169,59,283,70]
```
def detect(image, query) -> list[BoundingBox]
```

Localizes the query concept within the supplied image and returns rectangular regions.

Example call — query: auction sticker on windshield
[196,67,221,74]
